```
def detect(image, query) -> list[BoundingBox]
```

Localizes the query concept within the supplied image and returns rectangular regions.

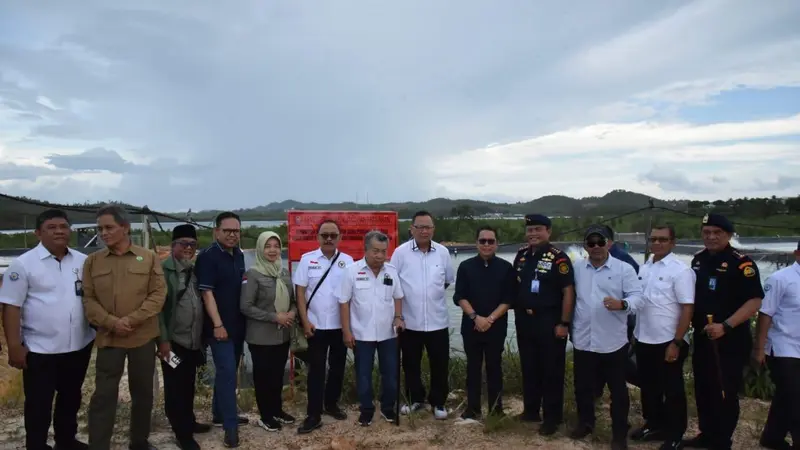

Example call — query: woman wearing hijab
[240,231,297,432]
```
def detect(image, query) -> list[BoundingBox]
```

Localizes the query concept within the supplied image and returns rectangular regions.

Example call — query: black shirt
[196,241,247,341]
[513,243,575,313]
[690,245,764,335]
[453,255,516,337]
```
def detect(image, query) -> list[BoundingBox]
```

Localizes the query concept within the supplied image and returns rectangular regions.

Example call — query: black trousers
[516,312,567,424]
[250,341,290,421]
[574,345,630,439]
[635,341,689,440]
[305,329,348,418]
[23,341,94,450]
[761,355,800,449]
[692,332,750,450]
[161,342,203,441]
[463,331,505,415]
[401,328,450,408]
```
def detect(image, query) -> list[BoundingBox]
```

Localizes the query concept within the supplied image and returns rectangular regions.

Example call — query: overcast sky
[1,0,799,212]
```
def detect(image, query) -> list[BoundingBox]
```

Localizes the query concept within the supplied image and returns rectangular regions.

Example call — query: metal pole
[23,215,28,248]
[644,199,654,262]
[142,214,151,250]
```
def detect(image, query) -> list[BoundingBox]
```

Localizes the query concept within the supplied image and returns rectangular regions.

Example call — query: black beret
[701,213,734,233]
[172,224,198,241]
[525,214,551,228]
[584,224,611,240]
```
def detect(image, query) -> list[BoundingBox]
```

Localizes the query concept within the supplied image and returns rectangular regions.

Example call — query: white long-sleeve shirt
[572,255,644,354]
[760,262,800,359]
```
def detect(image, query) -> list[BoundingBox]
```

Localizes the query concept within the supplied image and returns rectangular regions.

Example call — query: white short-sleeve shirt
[389,239,455,332]
[634,252,696,345]
[0,243,95,354]
[572,255,644,354]
[337,259,404,342]
[759,262,800,359]
[292,248,354,330]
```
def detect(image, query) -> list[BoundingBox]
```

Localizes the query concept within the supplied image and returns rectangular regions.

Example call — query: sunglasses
[648,236,672,243]
[585,239,607,248]
[175,240,197,248]
[319,233,339,240]
[478,238,496,245]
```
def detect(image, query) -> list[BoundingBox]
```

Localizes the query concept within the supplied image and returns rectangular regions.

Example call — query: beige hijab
[252,231,290,313]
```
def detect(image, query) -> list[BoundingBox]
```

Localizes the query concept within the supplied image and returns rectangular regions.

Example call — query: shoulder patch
[743,266,756,277]
[8,272,20,281]
[558,262,570,274]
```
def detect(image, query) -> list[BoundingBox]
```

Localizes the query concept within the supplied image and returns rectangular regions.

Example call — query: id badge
[708,277,717,291]
[74,280,84,297]
[164,351,182,369]
[530,279,540,293]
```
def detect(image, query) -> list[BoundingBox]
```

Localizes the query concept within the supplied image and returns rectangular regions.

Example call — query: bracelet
[214,325,224,329]
[394,315,404,320]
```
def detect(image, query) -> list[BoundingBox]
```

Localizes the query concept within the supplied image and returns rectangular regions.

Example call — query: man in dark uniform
[683,213,764,450]
[513,214,576,435]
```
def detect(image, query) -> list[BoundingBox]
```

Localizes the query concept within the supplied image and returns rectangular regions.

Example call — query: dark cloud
[46,147,134,173]
[0,162,62,181]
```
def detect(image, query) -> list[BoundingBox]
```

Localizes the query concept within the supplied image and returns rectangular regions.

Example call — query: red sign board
[286,210,400,261]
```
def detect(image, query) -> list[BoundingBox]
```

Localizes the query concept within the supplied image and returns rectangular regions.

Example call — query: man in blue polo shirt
[195,212,248,448]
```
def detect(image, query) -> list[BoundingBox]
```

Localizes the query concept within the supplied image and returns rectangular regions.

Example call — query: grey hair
[96,204,131,227]
[364,230,389,250]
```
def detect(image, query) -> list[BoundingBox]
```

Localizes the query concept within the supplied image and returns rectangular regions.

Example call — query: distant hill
[0,189,686,229]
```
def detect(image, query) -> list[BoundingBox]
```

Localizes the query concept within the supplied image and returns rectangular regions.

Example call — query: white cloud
[0,0,798,210]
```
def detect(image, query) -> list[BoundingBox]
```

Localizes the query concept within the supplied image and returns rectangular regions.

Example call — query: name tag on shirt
[531,280,540,293]
[355,279,370,289]
[536,261,552,271]
[708,277,717,291]
[164,351,182,369]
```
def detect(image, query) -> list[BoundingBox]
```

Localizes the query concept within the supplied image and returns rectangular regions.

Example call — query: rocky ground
[0,331,778,450]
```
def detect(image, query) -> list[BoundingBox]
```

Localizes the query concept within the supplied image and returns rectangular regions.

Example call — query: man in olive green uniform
[83,205,166,450]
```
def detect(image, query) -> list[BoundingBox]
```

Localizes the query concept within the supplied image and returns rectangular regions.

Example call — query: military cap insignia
[702,214,709,224]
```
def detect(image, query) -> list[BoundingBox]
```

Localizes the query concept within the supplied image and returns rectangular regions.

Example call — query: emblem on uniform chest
[338,260,346,268]
[536,261,552,271]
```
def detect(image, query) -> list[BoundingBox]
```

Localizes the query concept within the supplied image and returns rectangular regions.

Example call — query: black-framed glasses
[319,233,339,240]
[478,238,496,245]
[412,225,434,231]
[648,236,672,243]
[586,239,607,248]
[221,228,240,236]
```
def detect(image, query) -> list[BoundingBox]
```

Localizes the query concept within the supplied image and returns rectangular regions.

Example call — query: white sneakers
[400,403,448,420]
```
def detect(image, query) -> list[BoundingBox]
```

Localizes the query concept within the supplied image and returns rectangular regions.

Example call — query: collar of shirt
[34,242,74,261]
[583,256,613,271]
[211,240,243,256]
[411,240,437,252]
[99,243,150,259]
[312,247,339,260]
[646,252,678,267]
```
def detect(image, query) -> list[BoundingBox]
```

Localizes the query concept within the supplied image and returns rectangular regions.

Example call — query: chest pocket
[647,277,674,305]
[128,264,151,295]
[91,267,114,296]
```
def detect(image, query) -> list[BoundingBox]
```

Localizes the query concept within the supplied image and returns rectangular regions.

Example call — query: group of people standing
[0,206,798,450]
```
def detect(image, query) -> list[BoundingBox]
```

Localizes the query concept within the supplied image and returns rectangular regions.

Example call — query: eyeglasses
[648,236,672,243]
[412,225,434,231]
[478,238,496,245]
[319,233,339,240]
[221,228,241,236]
[175,240,197,248]
[585,239,607,248]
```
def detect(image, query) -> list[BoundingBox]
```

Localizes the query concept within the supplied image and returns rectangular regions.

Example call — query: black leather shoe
[54,440,88,450]
[193,422,212,434]
[515,411,542,422]
[177,438,201,450]
[223,428,239,448]
[297,416,323,434]
[570,424,593,440]
[539,422,559,436]
[659,440,684,450]
[324,405,348,421]
[759,437,791,450]
[631,425,666,441]
[681,434,711,448]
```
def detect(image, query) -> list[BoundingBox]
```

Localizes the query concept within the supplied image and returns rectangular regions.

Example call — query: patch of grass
[0,370,24,408]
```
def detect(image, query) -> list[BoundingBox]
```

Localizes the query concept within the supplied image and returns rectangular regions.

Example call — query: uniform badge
[708,277,717,291]
[338,260,346,268]
[764,283,772,292]
[558,263,569,274]
[241,275,248,285]
[136,256,144,262]
[8,272,19,281]
[743,266,756,277]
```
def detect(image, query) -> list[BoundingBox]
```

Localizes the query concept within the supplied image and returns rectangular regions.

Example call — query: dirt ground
[0,333,778,450]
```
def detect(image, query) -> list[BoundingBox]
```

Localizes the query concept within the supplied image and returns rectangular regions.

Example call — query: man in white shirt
[570,224,643,450]
[338,231,406,426]
[631,225,695,449]
[390,211,455,419]
[754,241,800,450]
[293,219,355,434]
[0,209,95,450]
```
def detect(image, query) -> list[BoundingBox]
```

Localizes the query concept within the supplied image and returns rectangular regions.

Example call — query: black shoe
[759,437,791,450]
[631,425,665,441]
[177,438,201,450]
[192,422,212,434]
[128,443,157,450]
[681,434,710,448]
[516,411,542,422]
[358,411,373,426]
[381,410,397,423]
[539,422,559,436]
[297,416,323,434]
[659,440,684,450]
[223,428,239,448]
[570,424,593,440]
[611,439,629,450]
[460,410,481,421]
[257,417,282,432]
[213,416,249,427]
[274,410,296,424]
[324,405,348,421]
[54,440,88,450]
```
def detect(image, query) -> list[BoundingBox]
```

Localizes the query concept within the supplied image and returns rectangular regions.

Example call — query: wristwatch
[620,300,629,311]
[468,312,477,320]
[672,338,685,348]
[722,320,734,334]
